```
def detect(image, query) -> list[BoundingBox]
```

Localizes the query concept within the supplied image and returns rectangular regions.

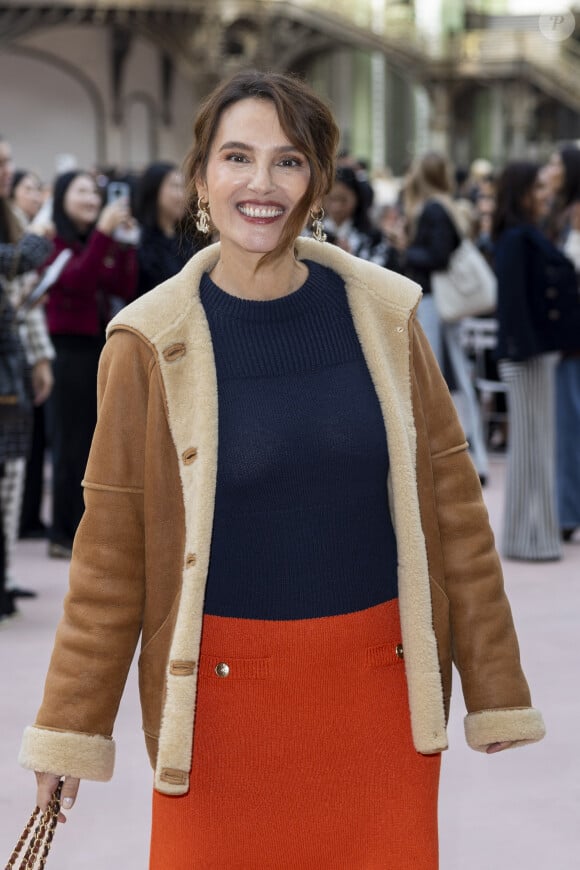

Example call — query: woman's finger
[59,776,81,822]
[34,772,80,823]
[486,741,513,754]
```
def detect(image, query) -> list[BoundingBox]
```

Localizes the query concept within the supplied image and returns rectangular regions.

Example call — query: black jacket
[404,201,460,294]
[494,223,579,360]
[137,227,197,297]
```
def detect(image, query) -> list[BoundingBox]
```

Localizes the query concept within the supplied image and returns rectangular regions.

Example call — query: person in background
[20,71,543,869]
[323,165,400,269]
[401,152,489,484]
[2,166,55,594]
[6,170,55,544]
[402,153,460,365]
[134,161,199,296]
[45,170,137,559]
[0,136,53,620]
[545,144,580,543]
[10,170,43,225]
[492,161,568,561]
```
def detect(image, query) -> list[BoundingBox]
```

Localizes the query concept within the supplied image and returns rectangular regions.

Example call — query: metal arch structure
[0,0,426,82]
[2,1,579,107]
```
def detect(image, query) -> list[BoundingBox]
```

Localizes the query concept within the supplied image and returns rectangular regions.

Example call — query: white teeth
[238,205,284,218]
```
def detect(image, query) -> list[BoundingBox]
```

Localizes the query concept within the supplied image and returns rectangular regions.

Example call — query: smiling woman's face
[196,97,311,261]
[13,173,43,220]
[63,174,101,230]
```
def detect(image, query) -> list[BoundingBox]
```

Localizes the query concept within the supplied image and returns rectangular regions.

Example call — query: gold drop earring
[310,207,327,243]
[196,198,211,235]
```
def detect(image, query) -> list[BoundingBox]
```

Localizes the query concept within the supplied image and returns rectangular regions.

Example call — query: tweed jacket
[20,238,545,796]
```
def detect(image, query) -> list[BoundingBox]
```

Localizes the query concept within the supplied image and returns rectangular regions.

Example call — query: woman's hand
[31,359,54,406]
[384,218,408,252]
[97,199,132,236]
[27,220,55,239]
[485,741,513,754]
[35,772,80,823]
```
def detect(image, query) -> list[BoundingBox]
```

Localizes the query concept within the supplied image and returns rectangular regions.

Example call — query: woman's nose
[247,162,275,194]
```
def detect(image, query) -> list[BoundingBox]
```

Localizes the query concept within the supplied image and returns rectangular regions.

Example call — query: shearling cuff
[464,707,546,752]
[19,726,115,781]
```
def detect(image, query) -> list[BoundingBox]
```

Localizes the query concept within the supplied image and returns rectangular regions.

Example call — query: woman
[0,136,53,619]
[545,145,580,542]
[10,169,44,225]
[5,167,55,551]
[323,165,399,268]
[493,161,571,560]
[1,166,55,596]
[20,73,544,868]
[402,152,489,484]
[44,170,137,558]
[134,161,199,296]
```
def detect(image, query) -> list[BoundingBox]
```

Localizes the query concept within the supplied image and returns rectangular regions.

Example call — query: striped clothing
[498,355,561,560]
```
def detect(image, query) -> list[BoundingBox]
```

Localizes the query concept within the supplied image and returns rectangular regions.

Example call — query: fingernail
[62,797,74,808]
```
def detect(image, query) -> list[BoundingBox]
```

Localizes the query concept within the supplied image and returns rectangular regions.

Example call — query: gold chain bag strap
[5,781,63,870]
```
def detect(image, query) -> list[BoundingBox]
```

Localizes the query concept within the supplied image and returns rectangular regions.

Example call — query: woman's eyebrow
[218,141,301,154]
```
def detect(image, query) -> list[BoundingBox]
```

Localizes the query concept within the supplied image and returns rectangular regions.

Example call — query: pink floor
[1,456,578,868]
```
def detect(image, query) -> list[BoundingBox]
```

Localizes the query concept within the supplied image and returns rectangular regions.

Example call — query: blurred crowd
[1,133,579,622]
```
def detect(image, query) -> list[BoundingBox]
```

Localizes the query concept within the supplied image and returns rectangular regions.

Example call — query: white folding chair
[459,317,509,446]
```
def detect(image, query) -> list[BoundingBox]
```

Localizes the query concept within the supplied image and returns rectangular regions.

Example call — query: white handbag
[432,237,497,323]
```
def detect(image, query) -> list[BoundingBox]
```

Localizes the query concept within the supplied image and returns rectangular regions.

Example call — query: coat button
[395,644,404,660]
[182,447,198,465]
[163,343,186,362]
[215,662,230,678]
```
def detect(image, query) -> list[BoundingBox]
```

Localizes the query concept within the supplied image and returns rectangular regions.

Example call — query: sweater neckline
[200,260,345,322]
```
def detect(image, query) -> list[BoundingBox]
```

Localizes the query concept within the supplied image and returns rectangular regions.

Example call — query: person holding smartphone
[44,170,137,559]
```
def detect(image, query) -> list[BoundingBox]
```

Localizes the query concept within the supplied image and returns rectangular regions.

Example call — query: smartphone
[107,181,131,205]
[106,181,140,245]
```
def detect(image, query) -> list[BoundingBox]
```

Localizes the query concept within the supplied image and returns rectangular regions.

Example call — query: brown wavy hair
[183,70,340,268]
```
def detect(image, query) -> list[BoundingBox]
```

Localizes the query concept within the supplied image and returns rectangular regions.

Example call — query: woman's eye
[225,153,249,163]
[279,157,303,168]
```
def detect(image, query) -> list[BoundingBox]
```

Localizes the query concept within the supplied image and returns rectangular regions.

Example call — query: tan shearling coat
[20,238,545,796]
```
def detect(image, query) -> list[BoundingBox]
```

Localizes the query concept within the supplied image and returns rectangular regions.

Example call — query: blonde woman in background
[401,152,489,484]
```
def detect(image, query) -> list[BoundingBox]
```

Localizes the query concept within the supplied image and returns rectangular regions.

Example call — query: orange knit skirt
[150,599,441,869]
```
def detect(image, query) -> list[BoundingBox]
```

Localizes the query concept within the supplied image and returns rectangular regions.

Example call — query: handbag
[432,237,497,323]
[5,780,62,869]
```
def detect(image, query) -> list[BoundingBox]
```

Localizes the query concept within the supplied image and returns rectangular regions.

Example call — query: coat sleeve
[410,321,546,751]
[0,235,52,277]
[19,330,156,781]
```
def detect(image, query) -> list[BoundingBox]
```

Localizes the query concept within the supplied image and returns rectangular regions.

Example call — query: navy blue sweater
[200,260,398,620]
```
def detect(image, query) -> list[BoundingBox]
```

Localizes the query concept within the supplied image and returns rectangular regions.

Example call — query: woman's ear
[195,176,208,204]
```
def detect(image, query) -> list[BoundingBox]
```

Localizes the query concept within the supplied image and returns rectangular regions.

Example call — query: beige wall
[1,24,196,184]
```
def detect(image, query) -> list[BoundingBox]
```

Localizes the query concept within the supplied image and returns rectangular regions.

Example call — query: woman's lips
[237,202,285,222]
